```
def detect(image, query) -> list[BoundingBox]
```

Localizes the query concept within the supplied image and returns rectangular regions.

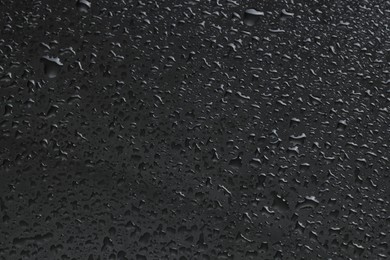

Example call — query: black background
[1,0,390,259]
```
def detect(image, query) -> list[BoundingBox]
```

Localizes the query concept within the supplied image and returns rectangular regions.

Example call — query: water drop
[41,56,63,78]
[243,9,264,26]
[76,0,91,12]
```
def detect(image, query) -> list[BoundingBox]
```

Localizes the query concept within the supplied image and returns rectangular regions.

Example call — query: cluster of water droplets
[0,0,389,259]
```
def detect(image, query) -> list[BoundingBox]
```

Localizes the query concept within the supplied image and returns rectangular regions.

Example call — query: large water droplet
[76,0,91,13]
[243,9,264,26]
[41,56,63,78]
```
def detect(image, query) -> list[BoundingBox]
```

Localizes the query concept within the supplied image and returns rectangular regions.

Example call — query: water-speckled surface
[1,0,390,259]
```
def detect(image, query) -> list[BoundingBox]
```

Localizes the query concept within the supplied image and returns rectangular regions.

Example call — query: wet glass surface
[1,0,390,259]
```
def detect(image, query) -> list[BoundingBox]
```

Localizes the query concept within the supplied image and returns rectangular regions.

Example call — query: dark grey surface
[0,0,390,259]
